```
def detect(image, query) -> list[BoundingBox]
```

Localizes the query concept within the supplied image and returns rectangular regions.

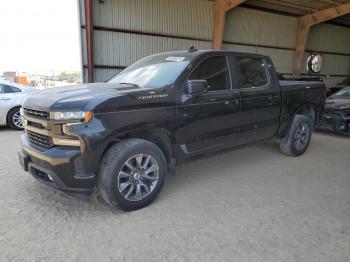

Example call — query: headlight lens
[51,111,93,122]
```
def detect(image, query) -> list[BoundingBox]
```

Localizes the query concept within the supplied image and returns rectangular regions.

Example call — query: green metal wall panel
[93,0,214,39]
[224,7,297,49]
[307,23,350,54]
[95,68,122,81]
[89,0,214,81]
[80,0,350,83]
[93,30,211,66]
[223,6,350,85]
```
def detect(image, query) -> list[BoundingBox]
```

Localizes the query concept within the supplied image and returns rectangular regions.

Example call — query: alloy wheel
[294,123,310,151]
[117,154,160,201]
[12,110,23,129]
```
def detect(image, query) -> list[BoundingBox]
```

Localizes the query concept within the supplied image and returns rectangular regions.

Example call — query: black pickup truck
[19,50,326,210]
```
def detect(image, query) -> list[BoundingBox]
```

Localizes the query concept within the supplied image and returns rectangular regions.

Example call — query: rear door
[175,54,241,155]
[234,55,281,144]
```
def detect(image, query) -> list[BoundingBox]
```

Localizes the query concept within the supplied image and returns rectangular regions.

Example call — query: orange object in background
[15,75,29,86]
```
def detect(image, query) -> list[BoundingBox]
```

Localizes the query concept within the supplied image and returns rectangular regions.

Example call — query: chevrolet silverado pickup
[19,50,326,210]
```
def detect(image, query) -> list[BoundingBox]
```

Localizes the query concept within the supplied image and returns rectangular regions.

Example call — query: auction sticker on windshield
[165,56,185,62]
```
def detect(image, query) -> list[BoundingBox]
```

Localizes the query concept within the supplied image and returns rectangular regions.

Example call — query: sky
[0,0,81,74]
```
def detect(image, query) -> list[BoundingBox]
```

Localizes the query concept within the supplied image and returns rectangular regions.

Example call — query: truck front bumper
[19,133,97,199]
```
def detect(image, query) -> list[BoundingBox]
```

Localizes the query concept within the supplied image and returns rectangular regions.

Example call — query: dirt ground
[0,127,349,262]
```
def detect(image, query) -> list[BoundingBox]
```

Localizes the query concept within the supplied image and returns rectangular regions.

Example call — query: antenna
[188,46,198,52]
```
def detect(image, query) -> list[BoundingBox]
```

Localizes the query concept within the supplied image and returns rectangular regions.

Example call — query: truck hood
[22,83,146,111]
[325,99,350,110]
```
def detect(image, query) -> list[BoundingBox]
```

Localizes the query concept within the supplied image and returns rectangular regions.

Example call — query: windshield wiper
[118,82,140,88]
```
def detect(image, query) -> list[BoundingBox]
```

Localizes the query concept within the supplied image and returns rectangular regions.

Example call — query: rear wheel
[97,138,167,211]
[280,115,312,156]
[7,107,23,130]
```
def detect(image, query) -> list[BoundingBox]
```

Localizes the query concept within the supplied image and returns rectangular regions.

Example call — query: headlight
[50,111,93,122]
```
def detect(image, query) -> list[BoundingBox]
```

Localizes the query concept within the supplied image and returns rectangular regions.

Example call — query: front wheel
[280,115,312,156]
[97,138,167,211]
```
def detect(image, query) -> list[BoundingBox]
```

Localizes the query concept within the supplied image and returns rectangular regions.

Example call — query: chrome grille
[24,108,49,120]
[26,130,54,149]
[27,121,45,129]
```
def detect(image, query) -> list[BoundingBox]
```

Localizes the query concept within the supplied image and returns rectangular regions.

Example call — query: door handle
[225,100,239,105]
[0,97,11,101]
[268,95,280,100]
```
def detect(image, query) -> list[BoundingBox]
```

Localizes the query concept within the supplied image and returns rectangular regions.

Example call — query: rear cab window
[236,56,269,89]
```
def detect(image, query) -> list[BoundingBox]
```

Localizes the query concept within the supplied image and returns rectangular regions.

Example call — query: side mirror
[184,80,209,95]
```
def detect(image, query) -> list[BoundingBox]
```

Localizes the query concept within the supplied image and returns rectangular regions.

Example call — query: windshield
[108,53,192,88]
[329,88,350,99]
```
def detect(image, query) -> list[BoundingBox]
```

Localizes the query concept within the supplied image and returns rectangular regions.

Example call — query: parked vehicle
[18,50,326,210]
[318,87,350,135]
[325,77,350,97]
[0,80,37,130]
[326,85,344,97]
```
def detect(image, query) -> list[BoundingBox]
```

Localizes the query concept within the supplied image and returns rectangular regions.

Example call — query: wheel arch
[278,102,318,138]
[101,127,175,170]
[295,103,319,126]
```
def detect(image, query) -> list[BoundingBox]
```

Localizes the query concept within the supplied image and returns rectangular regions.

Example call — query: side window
[4,85,21,93]
[189,56,231,92]
[0,85,4,93]
[237,57,269,89]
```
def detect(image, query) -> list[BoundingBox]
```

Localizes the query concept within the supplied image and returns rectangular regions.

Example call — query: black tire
[97,138,167,211]
[280,114,312,156]
[7,107,23,130]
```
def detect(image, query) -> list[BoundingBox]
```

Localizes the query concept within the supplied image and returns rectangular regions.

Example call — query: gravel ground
[0,127,349,262]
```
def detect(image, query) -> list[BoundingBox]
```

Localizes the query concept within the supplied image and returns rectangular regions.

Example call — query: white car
[0,80,37,130]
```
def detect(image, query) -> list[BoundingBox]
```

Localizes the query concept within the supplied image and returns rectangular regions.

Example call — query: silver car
[0,80,37,130]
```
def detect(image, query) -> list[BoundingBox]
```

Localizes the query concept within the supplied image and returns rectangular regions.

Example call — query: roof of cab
[156,49,267,59]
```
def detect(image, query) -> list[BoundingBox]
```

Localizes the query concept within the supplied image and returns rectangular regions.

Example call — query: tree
[58,71,80,83]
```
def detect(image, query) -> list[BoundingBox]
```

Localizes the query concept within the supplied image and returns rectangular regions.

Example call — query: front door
[175,55,241,156]
[0,84,16,123]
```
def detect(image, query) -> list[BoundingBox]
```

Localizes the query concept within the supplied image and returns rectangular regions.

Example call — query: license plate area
[18,152,29,171]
